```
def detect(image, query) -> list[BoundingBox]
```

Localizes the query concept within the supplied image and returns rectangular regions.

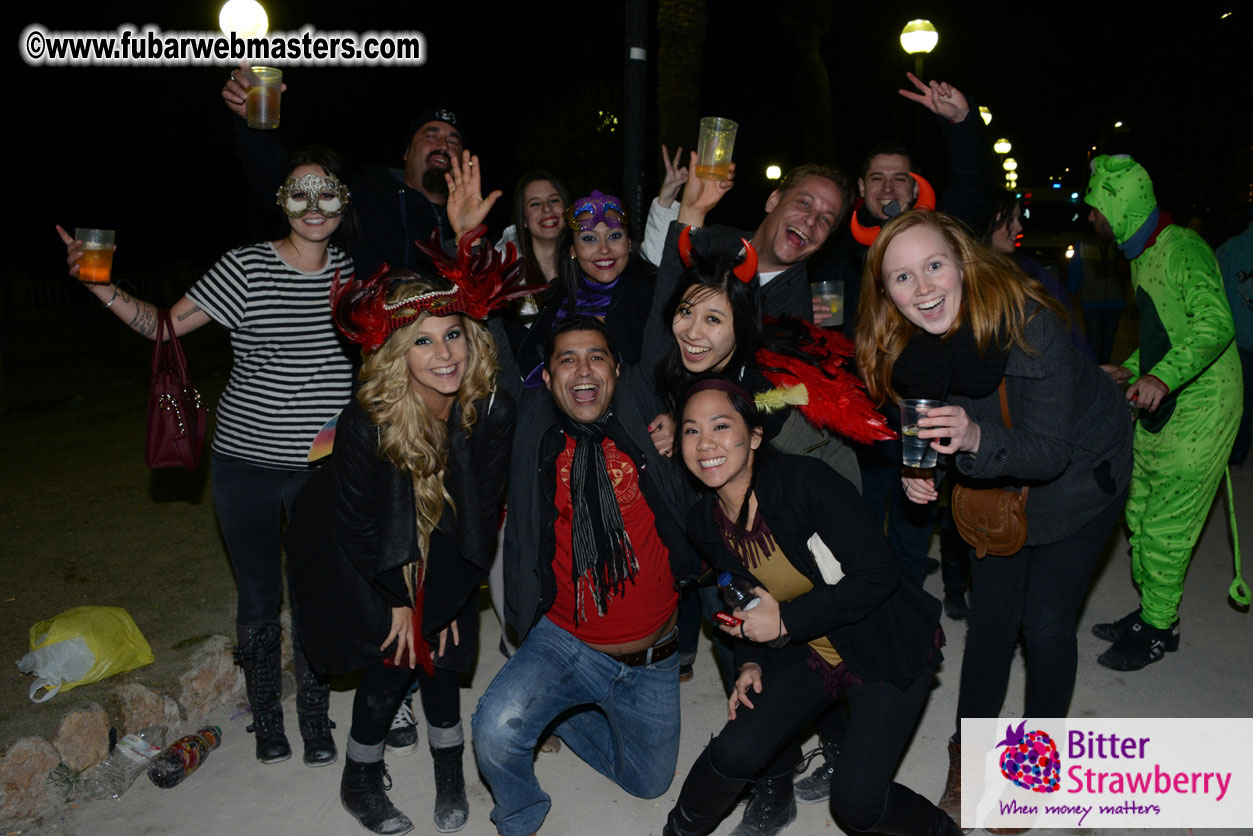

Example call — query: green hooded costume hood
[1084,154,1157,246]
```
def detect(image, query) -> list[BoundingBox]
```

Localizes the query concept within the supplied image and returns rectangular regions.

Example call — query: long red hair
[854,210,1067,405]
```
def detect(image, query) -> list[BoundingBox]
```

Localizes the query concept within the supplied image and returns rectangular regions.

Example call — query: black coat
[487,317,700,643]
[688,453,941,684]
[285,393,515,675]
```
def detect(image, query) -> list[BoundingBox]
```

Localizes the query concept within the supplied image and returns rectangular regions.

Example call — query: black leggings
[705,648,934,831]
[955,492,1125,740]
[350,662,462,747]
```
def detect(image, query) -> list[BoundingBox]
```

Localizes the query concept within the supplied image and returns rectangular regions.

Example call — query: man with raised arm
[222,70,466,275]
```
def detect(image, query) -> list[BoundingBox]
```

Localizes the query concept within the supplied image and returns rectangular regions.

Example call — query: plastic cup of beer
[75,228,115,284]
[812,280,844,328]
[245,67,283,130]
[900,399,943,468]
[695,117,738,181]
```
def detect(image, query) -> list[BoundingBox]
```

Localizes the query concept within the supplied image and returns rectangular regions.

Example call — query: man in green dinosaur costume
[1085,154,1241,671]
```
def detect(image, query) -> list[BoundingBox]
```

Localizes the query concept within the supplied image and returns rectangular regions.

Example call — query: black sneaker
[386,695,419,756]
[728,773,796,836]
[1093,608,1179,650]
[1097,617,1176,671]
[793,741,838,804]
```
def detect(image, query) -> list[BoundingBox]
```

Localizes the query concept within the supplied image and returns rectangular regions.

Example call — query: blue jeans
[471,616,681,836]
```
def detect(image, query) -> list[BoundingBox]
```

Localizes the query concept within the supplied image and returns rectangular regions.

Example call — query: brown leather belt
[603,627,679,667]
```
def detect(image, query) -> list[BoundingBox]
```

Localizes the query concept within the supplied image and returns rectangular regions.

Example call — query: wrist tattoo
[130,304,157,338]
[176,304,203,322]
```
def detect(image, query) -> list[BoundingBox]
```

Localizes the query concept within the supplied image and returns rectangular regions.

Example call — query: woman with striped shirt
[57,145,357,769]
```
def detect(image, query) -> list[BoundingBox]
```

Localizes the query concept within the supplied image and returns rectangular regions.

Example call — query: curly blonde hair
[356,277,499,554]
[854,210,1067,405]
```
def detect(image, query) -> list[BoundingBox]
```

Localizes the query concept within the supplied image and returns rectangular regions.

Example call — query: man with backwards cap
[223,71,464,275]
[1086,154,1243,672]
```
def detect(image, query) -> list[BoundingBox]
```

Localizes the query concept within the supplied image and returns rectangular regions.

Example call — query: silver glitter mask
[276,173,351,218]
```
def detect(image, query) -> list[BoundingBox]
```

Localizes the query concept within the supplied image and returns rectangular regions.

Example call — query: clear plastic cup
[695,117,738,181]
[245,66,283,129]
[75,228,115,283]
[900,399,944,468]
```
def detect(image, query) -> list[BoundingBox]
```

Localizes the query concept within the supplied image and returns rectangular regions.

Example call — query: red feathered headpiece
[754,317,896,444]
[330,226,548,352]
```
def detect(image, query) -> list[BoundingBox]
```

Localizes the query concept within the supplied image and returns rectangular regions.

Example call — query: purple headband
[564,190,629,232]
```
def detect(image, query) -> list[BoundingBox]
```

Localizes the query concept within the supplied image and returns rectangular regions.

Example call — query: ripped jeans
[471,616,680,836]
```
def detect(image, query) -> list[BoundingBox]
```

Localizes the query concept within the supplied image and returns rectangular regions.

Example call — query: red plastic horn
[678,225,695,268]
[848,172,938,246]
[732,238,758,283]
[910,172,937,210]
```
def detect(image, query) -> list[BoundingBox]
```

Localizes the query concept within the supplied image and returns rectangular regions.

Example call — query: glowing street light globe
[1003,157,1018,172]
[220,0,269,38]
[765,165,782,181]
[979,106,992,126]
[900,20,938,55]
[993,138,1012,155]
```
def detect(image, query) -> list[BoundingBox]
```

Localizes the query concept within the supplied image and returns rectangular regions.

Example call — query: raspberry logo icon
[996,720,1061,793]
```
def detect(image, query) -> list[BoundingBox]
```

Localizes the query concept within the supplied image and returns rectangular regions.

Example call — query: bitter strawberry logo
[996,720,1061,793]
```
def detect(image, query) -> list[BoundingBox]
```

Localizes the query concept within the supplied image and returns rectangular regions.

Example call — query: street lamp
[1003,157,1018,172]
[993,138,1012,155]
[901,20,938,157]
[900,20,938,77]
[765,165,782,181]
[979,106,992,126]
[219,0,268,38]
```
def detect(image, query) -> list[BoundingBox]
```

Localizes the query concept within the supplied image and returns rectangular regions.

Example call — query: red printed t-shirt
[548,434,677,644]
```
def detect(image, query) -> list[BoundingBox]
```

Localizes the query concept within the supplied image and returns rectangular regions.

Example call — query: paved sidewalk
[23,465,1253,836]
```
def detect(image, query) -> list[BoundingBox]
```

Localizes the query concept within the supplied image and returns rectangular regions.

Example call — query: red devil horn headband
[677,226,758,283]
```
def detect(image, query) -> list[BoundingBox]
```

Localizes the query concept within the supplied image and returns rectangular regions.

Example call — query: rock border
[0,629,269,826]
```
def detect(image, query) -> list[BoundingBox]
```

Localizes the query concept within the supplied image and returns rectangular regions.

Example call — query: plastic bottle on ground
[146,725,222,789]
[78,726,168,800]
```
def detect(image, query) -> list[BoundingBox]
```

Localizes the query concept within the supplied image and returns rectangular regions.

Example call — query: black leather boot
[293,630,337,767]
[235,621,291,764]
[867,783,966,836]
[728,771,796,836]
[431,744,468,832]
[664,748,749,836]
[340,757,414,835]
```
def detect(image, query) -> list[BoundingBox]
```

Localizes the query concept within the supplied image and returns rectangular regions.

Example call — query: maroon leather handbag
[145,310,207,470]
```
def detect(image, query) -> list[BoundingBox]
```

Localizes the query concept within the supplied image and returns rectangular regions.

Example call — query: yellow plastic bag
[16,606,154,702]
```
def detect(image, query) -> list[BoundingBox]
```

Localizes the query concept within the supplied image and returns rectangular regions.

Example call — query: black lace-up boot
[235,621,291,764]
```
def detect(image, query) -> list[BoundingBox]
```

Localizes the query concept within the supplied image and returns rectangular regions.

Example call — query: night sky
[13,1,1251,289]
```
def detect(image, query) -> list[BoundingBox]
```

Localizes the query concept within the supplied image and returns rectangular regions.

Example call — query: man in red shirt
[474,316,700,836]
